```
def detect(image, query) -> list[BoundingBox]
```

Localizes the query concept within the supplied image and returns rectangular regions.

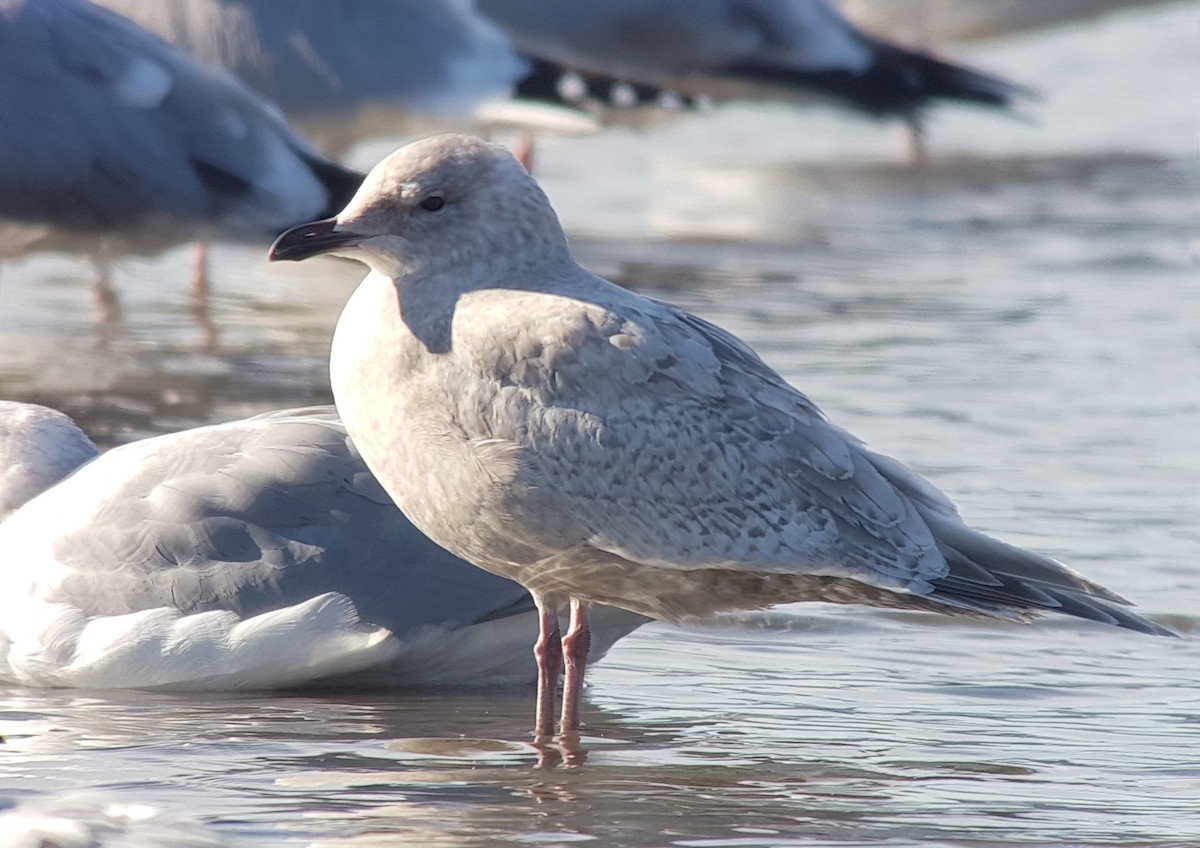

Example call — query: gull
[0,401,645,690]
[94,0,606,173]
[95,0,545,156]
[476,0,1030,144]
[0,0,362,324]
[269,134,1172,743]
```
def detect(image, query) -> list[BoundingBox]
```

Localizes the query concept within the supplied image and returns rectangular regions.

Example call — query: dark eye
[419,195,445,212]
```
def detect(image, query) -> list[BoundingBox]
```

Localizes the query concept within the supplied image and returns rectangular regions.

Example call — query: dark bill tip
[268,217,363,262]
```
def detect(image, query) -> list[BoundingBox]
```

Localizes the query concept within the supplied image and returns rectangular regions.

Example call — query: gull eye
[419,195,445,212]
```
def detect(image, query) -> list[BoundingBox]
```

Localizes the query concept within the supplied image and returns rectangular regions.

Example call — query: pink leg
[512,131,535,174]
[558,599,591,737]
[190,241,210,305]
[188,242,220,349]
[90,246,124,333]
[92,273,123,329]
[533,598,562,741]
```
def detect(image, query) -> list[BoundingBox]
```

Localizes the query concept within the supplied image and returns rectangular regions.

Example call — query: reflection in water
[1,609,1196,845]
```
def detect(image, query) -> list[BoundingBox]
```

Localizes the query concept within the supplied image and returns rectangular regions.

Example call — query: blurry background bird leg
[188,241,219,351]
[89,241,125,342]
[904,115,930,165]
[512,130,536,172]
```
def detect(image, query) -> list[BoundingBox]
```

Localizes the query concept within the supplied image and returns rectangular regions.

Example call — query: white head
[269,134,575,283]
[0,401,99,519]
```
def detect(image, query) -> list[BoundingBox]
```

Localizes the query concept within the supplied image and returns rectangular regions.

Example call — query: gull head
[269,134,573,281]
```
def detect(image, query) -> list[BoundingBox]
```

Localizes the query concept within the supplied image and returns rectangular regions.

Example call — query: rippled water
[1,5,1198,846]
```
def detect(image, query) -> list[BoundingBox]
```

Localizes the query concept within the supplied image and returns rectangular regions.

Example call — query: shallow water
[1,4,1198,846]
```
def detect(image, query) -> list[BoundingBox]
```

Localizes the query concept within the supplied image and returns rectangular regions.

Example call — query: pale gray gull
[0,401,645,690]
[269,134,1173,742]
[0,0,362,311]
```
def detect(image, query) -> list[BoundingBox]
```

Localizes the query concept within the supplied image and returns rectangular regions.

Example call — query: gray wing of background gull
[98,0,532,150]
[477,0,1028,118]
[0,403,648,687]
[0,0,360,241]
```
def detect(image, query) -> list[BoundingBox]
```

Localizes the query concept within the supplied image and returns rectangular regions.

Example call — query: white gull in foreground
[0,402,645,691]
[269,134,1173,742]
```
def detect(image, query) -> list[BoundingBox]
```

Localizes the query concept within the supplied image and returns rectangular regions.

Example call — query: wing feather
[477,289,949,594]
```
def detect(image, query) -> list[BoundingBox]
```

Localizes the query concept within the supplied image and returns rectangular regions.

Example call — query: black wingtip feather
[304,155,365,220]
[727,42,1032,119]
[514,56,703,113]
[923,524,1174,637]
[928,562,1176,637]
[1042,589,1177,637]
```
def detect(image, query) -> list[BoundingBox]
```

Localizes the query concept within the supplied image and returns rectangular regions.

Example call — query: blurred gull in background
[99,0,1034,167]
[96,0,558,158]
[0,0,362,329]
[0,401,646,691]
[475,0,1033,156]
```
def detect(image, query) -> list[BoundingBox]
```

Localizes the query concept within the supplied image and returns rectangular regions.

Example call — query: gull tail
[919,510,1175,637]
[862,448,1173,636]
